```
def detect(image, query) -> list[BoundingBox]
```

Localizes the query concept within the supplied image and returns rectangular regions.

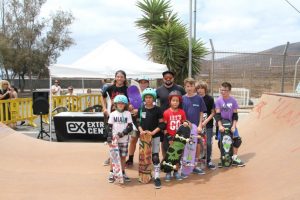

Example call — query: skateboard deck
[161,124,191,173]
[106,92,111,115]
[139,133,152,183]
[127,85,142,109]
[130,80,142,93]
[181,124,198,176]
[220,119,233,167]
[109,136,124,184]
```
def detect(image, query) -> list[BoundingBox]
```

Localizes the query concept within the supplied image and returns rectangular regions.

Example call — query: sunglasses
[163,76,173,80]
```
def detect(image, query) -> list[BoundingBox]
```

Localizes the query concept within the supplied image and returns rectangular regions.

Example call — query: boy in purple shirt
[215,82,245,167]
[182,78,207,176]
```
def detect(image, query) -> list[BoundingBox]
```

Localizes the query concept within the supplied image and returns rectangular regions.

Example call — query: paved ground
[1,93,300,199]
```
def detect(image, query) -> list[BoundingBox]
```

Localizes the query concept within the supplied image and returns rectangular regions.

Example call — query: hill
[199,42,300,97]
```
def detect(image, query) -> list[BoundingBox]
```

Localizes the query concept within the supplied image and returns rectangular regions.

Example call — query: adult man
[156,71,185,112]
[156,70,186,157]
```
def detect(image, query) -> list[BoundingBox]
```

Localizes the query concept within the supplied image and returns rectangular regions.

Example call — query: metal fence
[197,40,300,99]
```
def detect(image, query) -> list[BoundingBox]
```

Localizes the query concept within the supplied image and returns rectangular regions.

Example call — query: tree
[0,0,74,91]
[136,0,208,84]
[135,0,178,45]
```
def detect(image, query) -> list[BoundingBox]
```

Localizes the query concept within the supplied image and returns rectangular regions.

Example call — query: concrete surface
[0,93,300,200]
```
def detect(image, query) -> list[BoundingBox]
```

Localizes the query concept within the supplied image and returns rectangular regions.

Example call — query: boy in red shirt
[163,90,187,181]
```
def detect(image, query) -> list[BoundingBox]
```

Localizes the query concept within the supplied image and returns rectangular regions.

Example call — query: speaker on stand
[32,91,50,139]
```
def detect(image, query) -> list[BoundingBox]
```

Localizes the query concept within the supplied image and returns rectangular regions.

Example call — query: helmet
[113,95,128,104]
[142,88,156,101]
[168,90,182,103]
[137,75,150,82]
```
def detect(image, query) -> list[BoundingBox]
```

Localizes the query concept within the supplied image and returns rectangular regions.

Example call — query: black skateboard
[220,119,233,167]
[161,124,191,173]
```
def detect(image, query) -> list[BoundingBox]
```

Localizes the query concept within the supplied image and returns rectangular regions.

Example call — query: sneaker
[125,159,133,166]
[218,162,223,168]
[207,162,217,170]
[123,174,131,182]
[154,178,161,189]
[108,172,114,183]
[232,157,245,167]
[193,167,206,175]
[165,173,172,182]
[103,158,110,166]
[181,173,188,179]
[173,172,183,181]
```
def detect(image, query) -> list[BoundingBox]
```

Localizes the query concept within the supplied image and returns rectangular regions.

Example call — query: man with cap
[156,70,185,112]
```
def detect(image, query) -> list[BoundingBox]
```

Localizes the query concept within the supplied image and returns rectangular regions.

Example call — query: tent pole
[82,78,85,94]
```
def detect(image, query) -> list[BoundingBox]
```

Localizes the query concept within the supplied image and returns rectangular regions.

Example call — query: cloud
[40,0,300,64]
[199,16,258,33]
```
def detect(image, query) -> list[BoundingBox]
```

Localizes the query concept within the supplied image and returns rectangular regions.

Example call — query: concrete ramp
[0,93,299,200]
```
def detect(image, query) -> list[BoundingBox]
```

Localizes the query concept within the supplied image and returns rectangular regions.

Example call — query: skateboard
[105,92,112,114]
[109,135,124,184]
[127,85,142,109]
[220,119,233,167]
[104,92,111,139]
[161,124,191,173]
[139,133,152,183]
[181,124,198,176]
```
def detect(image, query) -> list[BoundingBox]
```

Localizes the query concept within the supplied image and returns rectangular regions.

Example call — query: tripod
[37,114,50,139]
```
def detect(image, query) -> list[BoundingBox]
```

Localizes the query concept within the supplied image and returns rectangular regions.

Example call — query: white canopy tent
[48,39,168,141]
[50,39,168,79]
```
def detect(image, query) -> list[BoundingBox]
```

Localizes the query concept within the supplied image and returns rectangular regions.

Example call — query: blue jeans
[205,128,213,163]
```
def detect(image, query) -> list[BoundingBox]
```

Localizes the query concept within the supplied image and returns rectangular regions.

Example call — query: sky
[40,0,300,64]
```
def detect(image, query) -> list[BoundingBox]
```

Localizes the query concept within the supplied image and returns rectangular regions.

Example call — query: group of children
[103,70,245,189]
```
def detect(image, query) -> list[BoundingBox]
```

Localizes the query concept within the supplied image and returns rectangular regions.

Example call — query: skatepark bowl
[0,93,299,200]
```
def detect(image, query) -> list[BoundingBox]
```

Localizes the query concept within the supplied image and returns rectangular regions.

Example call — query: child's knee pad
[233,137,242,148]
[152,153,160,165]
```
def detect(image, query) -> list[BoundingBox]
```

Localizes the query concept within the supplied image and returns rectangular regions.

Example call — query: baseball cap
[162,70,175,77]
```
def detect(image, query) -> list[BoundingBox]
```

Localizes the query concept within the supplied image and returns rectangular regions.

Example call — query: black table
[53,112,106,141]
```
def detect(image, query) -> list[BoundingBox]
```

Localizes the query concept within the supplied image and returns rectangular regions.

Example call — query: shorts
[152,137,160,154]
[130,117,140,138]
[217,128,240,140]
[118,143,128,157]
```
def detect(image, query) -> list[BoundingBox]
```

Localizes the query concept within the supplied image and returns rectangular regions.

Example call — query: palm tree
[148,22,187,71]
[136,0,208,83]
[135,0,178,45]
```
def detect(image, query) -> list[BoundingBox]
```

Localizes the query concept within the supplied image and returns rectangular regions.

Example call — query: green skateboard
[161,124,191,173]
